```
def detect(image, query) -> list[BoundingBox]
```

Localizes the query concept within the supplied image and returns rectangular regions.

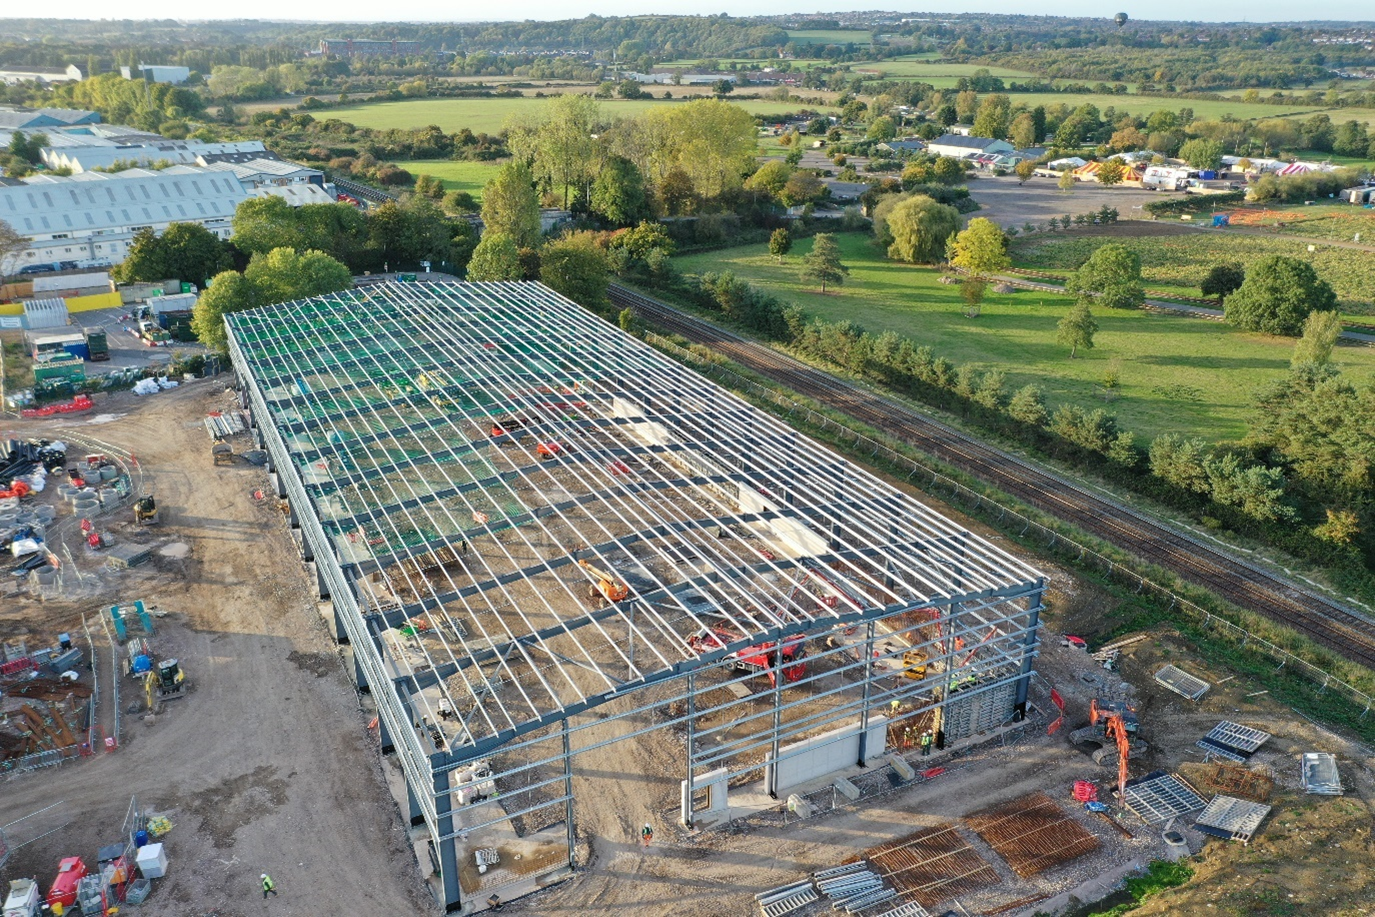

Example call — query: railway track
[610,283,1375,672]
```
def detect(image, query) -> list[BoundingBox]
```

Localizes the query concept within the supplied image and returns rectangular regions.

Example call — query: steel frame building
[226,281,1046,912]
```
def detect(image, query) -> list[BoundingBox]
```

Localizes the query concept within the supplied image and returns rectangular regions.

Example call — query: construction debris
[1153,664,1210,701]
[1301,753,1343,796]
[1123,773,1206,824]
[1197,721,1271,762]
[1194,795,1272,844]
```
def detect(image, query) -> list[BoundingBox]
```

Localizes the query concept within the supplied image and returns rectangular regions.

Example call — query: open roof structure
[229,281,1040,748]
[227,280,1046,911]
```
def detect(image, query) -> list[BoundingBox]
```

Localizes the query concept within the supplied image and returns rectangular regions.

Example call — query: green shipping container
[34,356,86,384]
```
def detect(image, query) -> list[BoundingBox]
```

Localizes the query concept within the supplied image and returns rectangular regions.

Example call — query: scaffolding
[226,281,1047,912]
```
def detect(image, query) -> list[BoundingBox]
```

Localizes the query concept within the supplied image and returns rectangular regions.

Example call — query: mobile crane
[686,627,807,687]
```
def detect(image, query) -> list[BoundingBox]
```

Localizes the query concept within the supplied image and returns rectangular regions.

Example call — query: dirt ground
[1,382,433,916]
[967,174,1174,228]
[4,382,1372,917]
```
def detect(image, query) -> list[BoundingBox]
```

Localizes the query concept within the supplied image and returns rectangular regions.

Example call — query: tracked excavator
[1069,699,1145,798]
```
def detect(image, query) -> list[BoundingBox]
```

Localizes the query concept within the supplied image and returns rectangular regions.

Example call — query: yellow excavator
[144,658,186,709]
[578,559,629,605]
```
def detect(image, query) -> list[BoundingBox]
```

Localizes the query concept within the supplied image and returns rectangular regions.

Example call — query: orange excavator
[1069,699,1146,800]
[578,559,629,604]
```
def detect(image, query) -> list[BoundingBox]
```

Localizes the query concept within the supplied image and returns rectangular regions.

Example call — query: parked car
[17,263,59,275]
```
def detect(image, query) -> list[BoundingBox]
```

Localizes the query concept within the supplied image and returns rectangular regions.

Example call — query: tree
[482,160,542,249]
[1058,169,1076,193]
[638,99,756,202]
[932,156,964,184]
[443,190,479,215]
[1109,126,1146,152]
[1008,384,1049,427]
[466,232,523,282]
[114,222,233,286]
[1200,262,1245,301]
[971,94,1011,140]
[744,160,793,197]
[243,247,352,306]
[590,156,648,226]
[1057,302,1098,358]
[1224,255,1337,336]
[1178,137,1224,171]
[947,218,1009,278]
[1097,159,1127,186]
[0,218,29,278]
[541,232,609,308]
[712,79,734,96]
[768,227,792,263]
[1009,112,1037,150]
[1014,160,1035,184]
[800,233,849,293]
[960,279,987,318]
[885,196,960,264]
[867,116,897,142]
[507,93,600,209]
[1292,310,1343,369]
[1065,243,1144,310]
[191,270,261,352]
[1149,433,1211,494]
[231,195,306,256]
[779,172,824,208]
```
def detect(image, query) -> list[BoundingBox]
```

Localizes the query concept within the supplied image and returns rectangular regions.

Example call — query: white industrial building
[0,107,100,131]
[926,133,1015,159]
[120,64,191,85]
[41,140,273,174]
[0,66,83,86]
[0,164,328,269]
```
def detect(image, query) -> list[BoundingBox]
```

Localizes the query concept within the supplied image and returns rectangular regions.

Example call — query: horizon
[3,5,1375,27]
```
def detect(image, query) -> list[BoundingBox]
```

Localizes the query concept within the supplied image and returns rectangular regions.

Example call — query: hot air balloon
[1114,12,1129,27]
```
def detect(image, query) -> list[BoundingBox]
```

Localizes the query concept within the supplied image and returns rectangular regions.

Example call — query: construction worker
[641,823,654,848]
[890,699,901,716]
[261,873,277,899]
[921,730,933,757]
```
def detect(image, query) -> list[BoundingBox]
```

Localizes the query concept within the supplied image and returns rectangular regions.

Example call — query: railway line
[609,283,1375,672]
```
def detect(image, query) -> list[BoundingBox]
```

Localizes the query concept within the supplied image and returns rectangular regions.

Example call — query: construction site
[1,279,1373,917]
[224,280,1049,912]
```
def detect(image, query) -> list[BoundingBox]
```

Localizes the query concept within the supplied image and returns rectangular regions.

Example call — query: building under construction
[225,281,1047,912]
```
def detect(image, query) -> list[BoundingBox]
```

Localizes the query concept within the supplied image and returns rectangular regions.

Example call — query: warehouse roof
[227,281,1045,753]
[0,167,245,238]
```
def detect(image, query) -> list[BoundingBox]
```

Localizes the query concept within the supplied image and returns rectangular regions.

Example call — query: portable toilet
[4,878,40,917]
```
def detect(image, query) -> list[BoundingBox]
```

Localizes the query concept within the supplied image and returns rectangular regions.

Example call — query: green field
[858,59,1039,80]
[325,97,835,133]
[1013,229,1375,316]
[673,233,1375,440]
[787,29,872,45]
[403,159,505,198]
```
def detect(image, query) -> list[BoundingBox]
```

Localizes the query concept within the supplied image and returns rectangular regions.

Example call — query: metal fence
[647,333,1375,723]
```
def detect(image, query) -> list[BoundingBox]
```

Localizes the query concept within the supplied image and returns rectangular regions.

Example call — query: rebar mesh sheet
[228,281,1045,751]
[866,823,1001,908]
[964,791,1100,878]
[1194,795,1271,843]
[1123,774,1206,824]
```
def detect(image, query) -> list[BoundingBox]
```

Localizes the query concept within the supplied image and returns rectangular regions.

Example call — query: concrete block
[833,777,860,801]
[888,754,915,781]
[786,794,815,818]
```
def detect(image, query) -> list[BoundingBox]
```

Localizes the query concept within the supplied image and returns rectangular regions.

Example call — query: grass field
[673,233,1375,440]
[787,29,872,45]
[325,96,835,133]
[1013,228,1375,315]
[857,60,1039,80]
[658,57,831,70]
[403,159,505,198]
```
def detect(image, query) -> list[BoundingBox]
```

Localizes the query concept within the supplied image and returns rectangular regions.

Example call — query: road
[608,283,1375,673]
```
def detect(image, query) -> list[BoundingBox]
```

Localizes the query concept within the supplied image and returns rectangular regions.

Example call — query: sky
[12,0,1375,24]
